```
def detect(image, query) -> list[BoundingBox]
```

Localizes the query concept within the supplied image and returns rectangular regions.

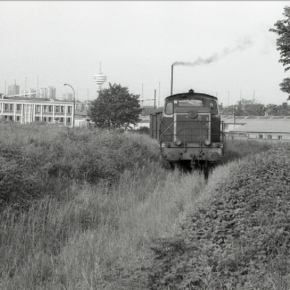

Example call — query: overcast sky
[0,1,289,106]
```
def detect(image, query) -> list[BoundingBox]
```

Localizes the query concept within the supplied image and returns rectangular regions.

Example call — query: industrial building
[222,115,290,140]
[0,96,74,127]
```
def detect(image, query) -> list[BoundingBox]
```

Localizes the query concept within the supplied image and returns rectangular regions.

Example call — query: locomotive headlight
[174,139,182,146]
[161,142,170,148]
[204,139,211,146]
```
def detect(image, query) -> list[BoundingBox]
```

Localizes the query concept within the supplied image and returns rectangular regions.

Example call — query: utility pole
[64,83,75,129]
[158,82,160,108]
[141,84,144,108]
[233,105,236,124]
[154,90,156,109]
[37,75,39,98]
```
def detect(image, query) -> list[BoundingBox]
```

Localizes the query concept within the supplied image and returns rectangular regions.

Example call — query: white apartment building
[0,96,74,127]
[62,92,73,101]
[39,87,56,99]
[21,88,37,98]
[8,84,20,96]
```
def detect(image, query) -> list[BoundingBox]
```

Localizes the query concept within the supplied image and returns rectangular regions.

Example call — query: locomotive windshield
[164,96,218,115]
[177,99,203,107]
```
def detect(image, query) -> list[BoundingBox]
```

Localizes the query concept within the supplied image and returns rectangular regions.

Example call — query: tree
[265,104,280,116]
[239,99,265,116]
[221,99,265,116]
[88,83,142,130]
[270,6,290,98]
[265,103,290,116]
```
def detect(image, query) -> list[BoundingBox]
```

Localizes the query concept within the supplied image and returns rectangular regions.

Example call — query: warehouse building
[226,116,290,140]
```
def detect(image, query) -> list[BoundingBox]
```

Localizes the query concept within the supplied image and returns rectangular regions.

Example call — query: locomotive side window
[209,101,217,109]
[165,102,174,115]
[209,100,218,115]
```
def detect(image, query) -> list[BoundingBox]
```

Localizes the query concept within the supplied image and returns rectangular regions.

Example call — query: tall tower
[93,63,107,92]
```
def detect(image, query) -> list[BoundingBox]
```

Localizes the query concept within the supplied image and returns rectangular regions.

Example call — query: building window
[16,116,21,122]
[4,104,9,111]
[268,135,272,140]
[60,117,64,123]
[67,106,72,113]
[17,104,21,111]
[67,117,71,123]
[43,117,47,122]
[4,115,7,120]
[259,135,263,139]
[43,105,47,113]
[35,117,40,122]
[9,116,13,121]
[48,117,52,122]
[9,104,13,111]
[61,106,64,113]
[35,105,41,113]
[278,135,282,140]
[55,106,60,113]
[49,105,53,112]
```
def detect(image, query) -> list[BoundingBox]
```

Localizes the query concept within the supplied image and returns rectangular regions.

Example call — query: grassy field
[0,122,288,289]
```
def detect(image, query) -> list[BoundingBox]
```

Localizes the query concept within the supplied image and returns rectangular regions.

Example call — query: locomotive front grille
[175,113,210,143]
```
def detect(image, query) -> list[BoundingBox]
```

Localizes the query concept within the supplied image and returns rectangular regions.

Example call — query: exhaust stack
[170,64,174,95]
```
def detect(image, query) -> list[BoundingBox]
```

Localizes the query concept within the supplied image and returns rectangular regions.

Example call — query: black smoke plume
[172,38,253,67]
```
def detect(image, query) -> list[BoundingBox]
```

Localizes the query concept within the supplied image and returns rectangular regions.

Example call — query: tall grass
[222,138,278,164]
[0,124,284,289]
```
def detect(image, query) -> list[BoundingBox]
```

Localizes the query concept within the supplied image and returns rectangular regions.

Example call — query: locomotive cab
[150,89,225,175]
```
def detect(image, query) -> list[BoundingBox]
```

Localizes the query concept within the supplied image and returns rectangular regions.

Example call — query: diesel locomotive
[149,89,225,177]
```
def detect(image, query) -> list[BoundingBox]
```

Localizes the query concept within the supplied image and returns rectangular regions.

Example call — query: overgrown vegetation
[0,122,159,210]
[0,122,288,289]
[146,147,290,289]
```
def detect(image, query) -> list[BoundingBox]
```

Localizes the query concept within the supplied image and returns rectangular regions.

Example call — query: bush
[0,123,160,210]
[146,147,290,289]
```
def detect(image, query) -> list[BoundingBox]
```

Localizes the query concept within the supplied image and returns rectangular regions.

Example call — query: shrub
[0,123,160,210]
[146,147,290,289]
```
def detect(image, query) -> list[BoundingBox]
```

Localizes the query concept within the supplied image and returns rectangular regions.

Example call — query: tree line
[221,98,290,116]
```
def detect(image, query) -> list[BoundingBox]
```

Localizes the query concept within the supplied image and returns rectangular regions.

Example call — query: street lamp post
[64,83,75,129]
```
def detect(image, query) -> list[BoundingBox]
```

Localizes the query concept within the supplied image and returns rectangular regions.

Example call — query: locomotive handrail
[158,120,174,142]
